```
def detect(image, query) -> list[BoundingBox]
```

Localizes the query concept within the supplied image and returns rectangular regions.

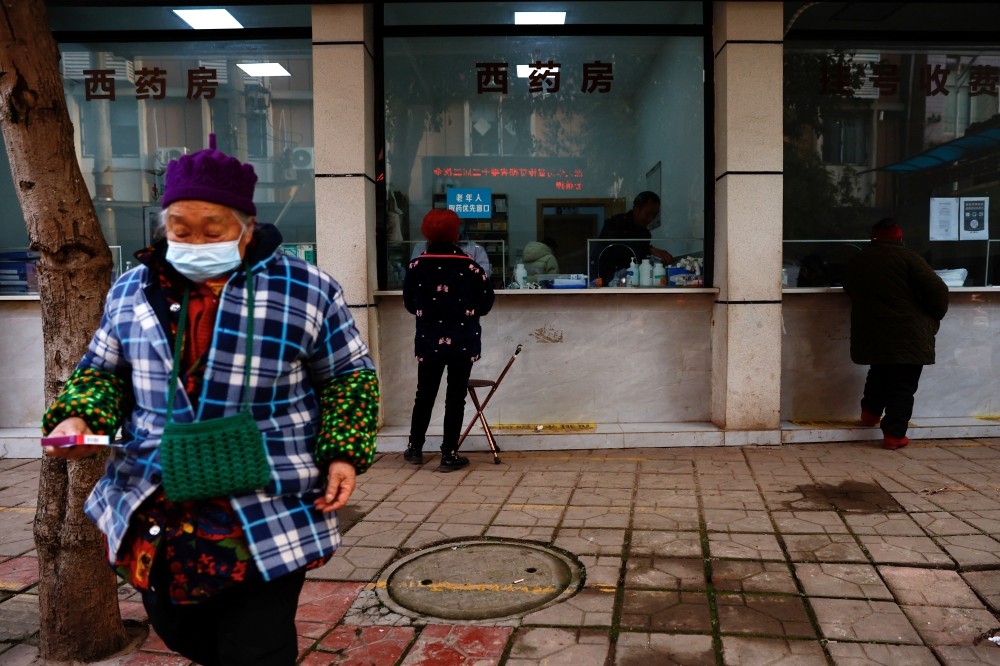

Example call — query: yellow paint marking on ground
[933,441,988,447]
[789,419,916,428]
[382,580,560,594]
[0,507,34,513]
[488,424,597,432]
[909,440,985,448]
[0,583,26,590]
[504,456,658,462]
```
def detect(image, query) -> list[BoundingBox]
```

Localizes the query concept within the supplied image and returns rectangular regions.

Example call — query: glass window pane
[56,39,315,265]
[784,46,1000,287]
[383,35,705,289]
[0,140,29,251]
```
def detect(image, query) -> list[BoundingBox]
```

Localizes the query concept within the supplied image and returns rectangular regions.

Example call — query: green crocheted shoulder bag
[159,264,271,502]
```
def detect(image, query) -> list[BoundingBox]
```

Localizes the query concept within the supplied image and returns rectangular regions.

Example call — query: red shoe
[860,408,881,427]
[883,435,909,450]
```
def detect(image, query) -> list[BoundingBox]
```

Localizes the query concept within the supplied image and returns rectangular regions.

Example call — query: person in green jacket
[842,218,949,450]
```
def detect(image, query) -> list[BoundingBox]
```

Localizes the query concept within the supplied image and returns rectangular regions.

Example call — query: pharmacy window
[784,46,1000,288]
[381,2,708,290]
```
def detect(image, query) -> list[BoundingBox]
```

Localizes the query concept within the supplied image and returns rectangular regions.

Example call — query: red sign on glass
[920,65,951,97]
[581,61,613,93]
[476,62,509,94]
[134,67,167,100]
[83,69,116,101]
[969,65,999,97]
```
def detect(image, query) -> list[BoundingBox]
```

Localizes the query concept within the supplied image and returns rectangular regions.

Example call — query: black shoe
[439,450,469,471]
[403,443,423,465]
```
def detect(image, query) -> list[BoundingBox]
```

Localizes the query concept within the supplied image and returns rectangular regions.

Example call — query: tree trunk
[0,0,127,661]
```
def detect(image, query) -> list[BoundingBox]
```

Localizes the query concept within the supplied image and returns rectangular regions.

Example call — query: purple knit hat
[161,134,258,215]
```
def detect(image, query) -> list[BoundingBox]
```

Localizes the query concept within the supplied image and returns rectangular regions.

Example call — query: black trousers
[409,360,474,452]
[861,364,924,439]
[142,552,305,666]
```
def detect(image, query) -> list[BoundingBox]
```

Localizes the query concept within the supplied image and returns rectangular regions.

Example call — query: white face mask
[166,232,245,282]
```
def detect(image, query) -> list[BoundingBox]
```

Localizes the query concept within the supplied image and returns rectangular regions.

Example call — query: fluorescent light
[514,11,566,24]
[237,63,291,77]
[173,9,243,30]
[517,64,560,78]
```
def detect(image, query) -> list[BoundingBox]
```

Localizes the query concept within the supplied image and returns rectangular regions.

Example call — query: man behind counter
[596,191,674,284]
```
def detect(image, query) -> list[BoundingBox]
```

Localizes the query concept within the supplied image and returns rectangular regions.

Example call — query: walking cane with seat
[456,344,522,464]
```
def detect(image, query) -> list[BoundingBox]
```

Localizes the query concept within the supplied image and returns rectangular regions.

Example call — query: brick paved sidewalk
[4,440,1000,665]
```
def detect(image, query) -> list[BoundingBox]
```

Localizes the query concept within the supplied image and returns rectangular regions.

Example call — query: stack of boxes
[279,243,316,265]
[0,250,39,294]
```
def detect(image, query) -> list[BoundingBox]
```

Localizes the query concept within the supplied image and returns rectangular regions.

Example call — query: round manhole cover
[378,541,582,621]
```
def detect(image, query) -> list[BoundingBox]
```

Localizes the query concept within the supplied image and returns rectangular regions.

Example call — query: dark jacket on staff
[596,211,652,283]
[842,240,949,365]
[403,243,496,364]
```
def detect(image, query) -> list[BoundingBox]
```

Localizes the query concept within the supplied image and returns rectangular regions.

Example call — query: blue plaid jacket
[81,245,374,581]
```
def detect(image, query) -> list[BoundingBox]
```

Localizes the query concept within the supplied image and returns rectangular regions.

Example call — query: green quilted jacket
[842,240,949,365]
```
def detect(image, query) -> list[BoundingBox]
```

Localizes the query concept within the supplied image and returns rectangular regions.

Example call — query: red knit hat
[422,209,460,243]
[871,219,903,242]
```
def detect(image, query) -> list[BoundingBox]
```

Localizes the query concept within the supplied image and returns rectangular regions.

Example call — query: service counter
[4,287,996,456]
[374,289,718,448]
[781,288,1000,423]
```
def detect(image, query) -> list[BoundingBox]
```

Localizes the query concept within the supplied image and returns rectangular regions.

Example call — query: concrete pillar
[226,60,249,164]
[311,5,378,356]
[710,2,784,444]
[91,51,117,245]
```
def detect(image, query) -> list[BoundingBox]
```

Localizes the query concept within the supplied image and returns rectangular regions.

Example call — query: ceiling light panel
[514,11,566,25]
[173,9,244,30]
[237,63,291,77]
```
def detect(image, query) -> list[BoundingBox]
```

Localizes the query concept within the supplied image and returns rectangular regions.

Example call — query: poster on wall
[960,197,989,241]
[446,187,492,218]
[929,197,959,241]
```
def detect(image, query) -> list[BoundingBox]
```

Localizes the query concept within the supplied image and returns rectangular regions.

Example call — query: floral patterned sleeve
[41,367,129,437]
[314,369,380,474]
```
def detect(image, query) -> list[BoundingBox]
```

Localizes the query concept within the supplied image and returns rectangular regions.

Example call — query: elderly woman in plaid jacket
[41,135,378,666]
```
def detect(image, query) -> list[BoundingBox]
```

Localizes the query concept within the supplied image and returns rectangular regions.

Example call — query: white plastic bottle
[653,260,667,287]
[514,262,528,288]
[639,259,653,287]
[626,259,639,287]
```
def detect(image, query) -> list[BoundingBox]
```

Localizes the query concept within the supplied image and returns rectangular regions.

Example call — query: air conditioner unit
[291,147,314,171]
[155,147,188,167]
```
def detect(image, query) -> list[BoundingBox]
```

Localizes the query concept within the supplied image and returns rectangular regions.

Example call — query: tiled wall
[376,293,715,428]
[0,302,44,428]
[781,292,999,420]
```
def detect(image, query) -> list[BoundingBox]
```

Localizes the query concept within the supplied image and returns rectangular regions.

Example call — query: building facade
[3,1,1000,456]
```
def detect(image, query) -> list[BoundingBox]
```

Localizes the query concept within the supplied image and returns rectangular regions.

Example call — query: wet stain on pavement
[789,480,903,513]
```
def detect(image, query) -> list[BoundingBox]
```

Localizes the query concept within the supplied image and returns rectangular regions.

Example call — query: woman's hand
[42,417,106,460]
[313,460,357,514]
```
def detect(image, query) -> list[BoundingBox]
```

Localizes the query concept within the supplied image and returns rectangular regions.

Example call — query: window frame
[373,2,715,290]
[784,27,1000,288]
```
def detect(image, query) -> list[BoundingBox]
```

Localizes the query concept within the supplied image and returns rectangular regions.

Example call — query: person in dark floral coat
[402,209,495,470]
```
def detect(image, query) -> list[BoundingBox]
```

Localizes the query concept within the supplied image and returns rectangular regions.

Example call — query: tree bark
[0,0,126,661]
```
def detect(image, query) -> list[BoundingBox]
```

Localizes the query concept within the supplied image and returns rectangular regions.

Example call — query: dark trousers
[861,364,924,439]
[142,552,305,666]
[409,360,474,452]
